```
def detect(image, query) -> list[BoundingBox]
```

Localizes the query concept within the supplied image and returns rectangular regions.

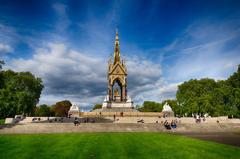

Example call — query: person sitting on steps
[164,120,171,130]
[171,120,177,128]
[73,117,80,126]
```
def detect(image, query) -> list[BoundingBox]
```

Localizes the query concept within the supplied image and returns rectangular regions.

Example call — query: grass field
[0,133,239,159]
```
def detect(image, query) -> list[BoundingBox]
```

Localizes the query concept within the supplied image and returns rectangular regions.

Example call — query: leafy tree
[92,104,102,111]
[176,65,240,118]
[225,65,240,117]
[227,65,240,88]
[176,78,217,116]
[0,60,4,88]
[52,100,72,117]
[35,104,52,116]
[138,101,163,112]
[0,70,44,118]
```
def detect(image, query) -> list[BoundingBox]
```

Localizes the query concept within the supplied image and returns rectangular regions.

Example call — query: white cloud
[0,43,13,54]
[8,42,165,109]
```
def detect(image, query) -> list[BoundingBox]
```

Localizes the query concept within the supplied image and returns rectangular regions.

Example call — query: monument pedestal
[114,95,121,102]
[97,95,137,112]
[102,102,133,109]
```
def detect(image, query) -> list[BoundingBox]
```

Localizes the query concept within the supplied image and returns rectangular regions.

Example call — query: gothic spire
[114,29,120,64]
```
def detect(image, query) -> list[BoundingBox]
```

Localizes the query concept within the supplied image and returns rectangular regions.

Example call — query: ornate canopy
[108,30,127,102]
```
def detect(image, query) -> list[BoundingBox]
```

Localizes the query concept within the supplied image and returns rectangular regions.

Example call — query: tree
[0,60,4,88]
[227,65,240,88]
[35,104,52,116]
[225,65,240,117]
[92,104,102,111]
[138,101,163,112]
[176,78,217,116]
[176,65,240,117]
[0,70,44,118]
[52,100,72,117]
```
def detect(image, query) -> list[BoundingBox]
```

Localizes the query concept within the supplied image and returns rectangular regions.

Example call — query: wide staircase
[92,107,139,112]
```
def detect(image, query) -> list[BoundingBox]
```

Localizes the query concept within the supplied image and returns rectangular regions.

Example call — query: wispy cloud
[52,2,70,33]
[162,18,240,82]
[0,24,16,58]
[0,43,13,54]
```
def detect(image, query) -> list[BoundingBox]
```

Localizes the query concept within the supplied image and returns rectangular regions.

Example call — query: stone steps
[1,123,240,134]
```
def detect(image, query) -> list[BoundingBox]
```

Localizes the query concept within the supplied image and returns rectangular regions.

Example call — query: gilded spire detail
[114,29,120,64]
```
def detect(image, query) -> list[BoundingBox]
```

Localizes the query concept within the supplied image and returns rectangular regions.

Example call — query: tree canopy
[52,100,72,117]
[92,104,102,111]
[35,104,53,117]
[0,70,44,118]
[176,65,240,117]
[138,101,163,112]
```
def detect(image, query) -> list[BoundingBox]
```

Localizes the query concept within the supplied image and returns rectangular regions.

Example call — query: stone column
[108,86,112,101]
[122,86,126,102]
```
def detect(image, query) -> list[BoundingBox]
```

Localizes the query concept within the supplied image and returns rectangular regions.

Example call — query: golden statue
[114,88,119,96]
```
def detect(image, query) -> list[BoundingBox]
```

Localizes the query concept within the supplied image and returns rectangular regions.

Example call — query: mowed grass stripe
[0,133,240,159]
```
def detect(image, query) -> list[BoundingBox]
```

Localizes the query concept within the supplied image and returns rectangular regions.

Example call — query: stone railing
[79,112,163,117]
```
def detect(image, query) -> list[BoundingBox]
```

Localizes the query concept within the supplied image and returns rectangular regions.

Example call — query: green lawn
[0,133,239,159]
[0,119,5,125]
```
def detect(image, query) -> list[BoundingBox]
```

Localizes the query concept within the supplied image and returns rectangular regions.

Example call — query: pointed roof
[109,61,127,75]
[114,29,120,64]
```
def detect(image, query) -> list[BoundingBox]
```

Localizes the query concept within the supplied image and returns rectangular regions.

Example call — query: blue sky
[0,0,240,110]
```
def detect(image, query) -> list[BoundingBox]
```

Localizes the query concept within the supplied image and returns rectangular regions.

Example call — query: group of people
[32,117,41,121]
[164,120,177,129]
[195,115,207,123]
[32,117,67,123]
[48,117,64,123]
[73,117,97,126]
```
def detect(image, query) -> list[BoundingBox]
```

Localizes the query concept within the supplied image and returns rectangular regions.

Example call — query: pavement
[176,132,240,147]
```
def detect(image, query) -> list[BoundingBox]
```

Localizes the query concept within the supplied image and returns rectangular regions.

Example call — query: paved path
[1,123,240,134]
[177,132,240,147]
